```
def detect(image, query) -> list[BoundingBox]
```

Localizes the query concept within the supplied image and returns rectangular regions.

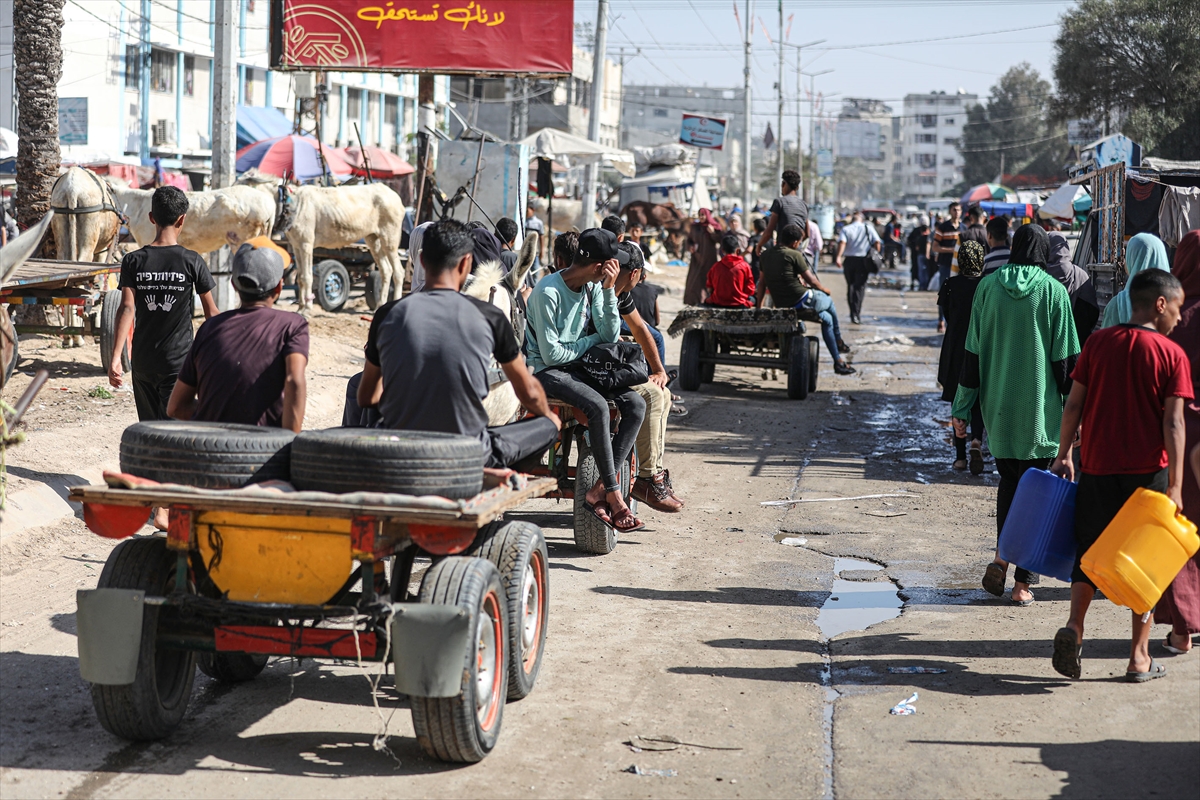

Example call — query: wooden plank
[2,259,119,290]
[68,477,557,529]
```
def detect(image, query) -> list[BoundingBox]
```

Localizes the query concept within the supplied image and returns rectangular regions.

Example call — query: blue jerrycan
[997,469,1077,582]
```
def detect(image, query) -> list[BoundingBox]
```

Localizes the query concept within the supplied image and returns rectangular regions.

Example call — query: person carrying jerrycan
[1048,269,1192,682]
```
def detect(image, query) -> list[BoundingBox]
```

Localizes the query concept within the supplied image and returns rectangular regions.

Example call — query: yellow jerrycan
[1081,488,1199,615]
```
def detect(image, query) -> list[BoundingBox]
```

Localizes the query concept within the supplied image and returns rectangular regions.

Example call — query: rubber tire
[314,259,350,312]
[679,329,703,391]
[99,289,130,375]
[120,421,295,488]
[290,428,483,499]
[807,336,820,395]
[410,557,508,763]
[364,268,382,311]
[787,334,810,400]
[572,436,631,555]
[90,537,196,740]
[473,521,548,700]
[700,341,716,384]
[197,652,269,683]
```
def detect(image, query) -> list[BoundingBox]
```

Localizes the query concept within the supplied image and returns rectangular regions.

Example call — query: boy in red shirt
[702,234,755,308]
[1050,269,1192,682]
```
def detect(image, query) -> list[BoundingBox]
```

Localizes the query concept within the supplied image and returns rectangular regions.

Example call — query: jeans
[486,416,559,469]
[621,320,666,366]
[536,367,645,493]
[916,255,931,290]
[796,290,843,364]
[132,371,177,421]
[842,256,871,320]
[995,457,1051,585]
[952,400,984,460]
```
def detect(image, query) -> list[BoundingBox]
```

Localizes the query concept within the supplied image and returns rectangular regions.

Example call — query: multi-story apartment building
[619,84,744,184]
[448,47,621,147]
[899,90,978,202]
[0,0,448,178]
[835,98,895,200]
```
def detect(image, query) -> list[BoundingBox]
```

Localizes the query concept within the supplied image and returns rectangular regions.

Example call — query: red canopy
[342,146,414,178]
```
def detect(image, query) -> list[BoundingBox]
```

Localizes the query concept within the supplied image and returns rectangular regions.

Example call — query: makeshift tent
[618,165,712,214]
[236,106,294,150]
[1038,182,1090,220]
[342,145,414,178]
[518,128,636,178]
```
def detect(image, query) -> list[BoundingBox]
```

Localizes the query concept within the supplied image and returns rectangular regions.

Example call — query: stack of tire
[119,421,484,497]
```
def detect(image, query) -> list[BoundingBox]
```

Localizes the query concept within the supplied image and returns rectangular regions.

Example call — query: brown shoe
[662,468,685,507]
[631,472,683,513]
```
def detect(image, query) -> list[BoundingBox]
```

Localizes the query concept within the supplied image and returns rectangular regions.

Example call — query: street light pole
[776,0,783,179]
[742,0,753,215]
[582,0,609,229]
[780,40,824,194]
[803,68,833,205]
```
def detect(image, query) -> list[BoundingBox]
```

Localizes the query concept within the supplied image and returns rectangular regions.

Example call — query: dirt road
[2,267,1197,799]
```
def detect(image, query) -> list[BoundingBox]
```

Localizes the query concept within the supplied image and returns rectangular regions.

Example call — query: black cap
[576,228,630,266]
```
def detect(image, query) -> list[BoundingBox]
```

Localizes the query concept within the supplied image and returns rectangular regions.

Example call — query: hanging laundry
[1158,185,1200,247]
[1125,178,1163,237]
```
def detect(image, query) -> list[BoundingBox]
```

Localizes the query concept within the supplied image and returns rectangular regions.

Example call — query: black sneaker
[837,338,851,354]
[834,362,856,375]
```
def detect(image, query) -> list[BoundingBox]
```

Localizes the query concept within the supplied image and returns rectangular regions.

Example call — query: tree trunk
[13,0,65,234]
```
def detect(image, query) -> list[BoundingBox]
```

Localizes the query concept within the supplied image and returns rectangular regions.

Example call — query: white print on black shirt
[142,294,178,312]
[137,271,187,283]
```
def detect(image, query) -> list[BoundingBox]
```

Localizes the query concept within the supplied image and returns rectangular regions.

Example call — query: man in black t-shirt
[109,186,218,420]
[755,169,808,256]
[357,219,561,468]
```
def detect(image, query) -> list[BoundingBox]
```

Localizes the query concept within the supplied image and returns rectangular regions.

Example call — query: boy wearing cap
[109,186,218,419]
[527,227,648,532]
[167,237,309,432]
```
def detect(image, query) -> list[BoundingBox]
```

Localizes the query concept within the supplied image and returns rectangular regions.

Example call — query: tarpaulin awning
[979,201,1036,219]
[236,135,353,181]
[237,106,294,150]
[518,128,636,178]
[342,145,414,177]
[1038,182,1089,220]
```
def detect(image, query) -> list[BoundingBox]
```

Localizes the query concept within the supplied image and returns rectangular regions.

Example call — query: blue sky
[575,0,1073,147]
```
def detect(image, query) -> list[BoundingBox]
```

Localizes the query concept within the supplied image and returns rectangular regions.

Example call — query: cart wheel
[314,259,350,312]
[701,338,717,384]
[473,521,548,700]
[410,557,507,763]
[679,329,703,391]
[787,334,810,400]
[571,434,629,555]
[99,289,130,374]
[807,336,820,394]
[364,268,382,311]
[197,652,268,683]
[90,537,196,740]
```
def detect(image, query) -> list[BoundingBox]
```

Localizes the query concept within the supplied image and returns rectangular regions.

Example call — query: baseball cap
[576,228,630,266]
[233,236,289,294]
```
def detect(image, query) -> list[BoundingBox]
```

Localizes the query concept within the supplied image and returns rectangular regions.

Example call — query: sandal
[969,441,984,476]
[1162,635,1191,656]
[982,562,1006,597]
[669,403,689,416]
[1052,627,1082,679]
[1125,659,1167,682]
[584,500,612,526]
[610,507,646,533]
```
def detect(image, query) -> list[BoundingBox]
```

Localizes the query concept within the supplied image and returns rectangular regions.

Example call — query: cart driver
[356,218,562,469]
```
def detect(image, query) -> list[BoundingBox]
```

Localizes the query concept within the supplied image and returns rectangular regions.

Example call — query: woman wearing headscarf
[1046,232,1100,345]
[1155,229,1200,654]
[684,207,723,305]
[938,240,987,473]
[1100,232,1171,328]
[727,213,751,254]
[952,224,1080,605]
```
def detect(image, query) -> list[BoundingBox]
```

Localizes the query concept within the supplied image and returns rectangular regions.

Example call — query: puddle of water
[816,559,902,640]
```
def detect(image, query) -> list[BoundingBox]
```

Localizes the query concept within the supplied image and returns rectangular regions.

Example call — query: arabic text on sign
[357,2,506,30]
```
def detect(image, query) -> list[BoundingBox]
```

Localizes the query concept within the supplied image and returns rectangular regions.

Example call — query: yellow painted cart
[70,474,555,762]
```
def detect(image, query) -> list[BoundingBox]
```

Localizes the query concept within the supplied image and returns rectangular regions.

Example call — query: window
[920,175,936,185]
[943,117,955,125]
[347,88,362,120]
[384,95,399,126]
[125,45,139,90]
[894,145,902,155]
[943,177,954,186]
[943,157,955,165]
[919,114,936,128]
[916,134,936,144]
[183,56,194,97]
[917,153,936,168]
[653,108,668,117]
[150,48,174,93]
[943,137,959,146]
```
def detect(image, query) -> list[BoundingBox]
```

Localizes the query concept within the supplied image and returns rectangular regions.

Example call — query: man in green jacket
[952,224,1080,606]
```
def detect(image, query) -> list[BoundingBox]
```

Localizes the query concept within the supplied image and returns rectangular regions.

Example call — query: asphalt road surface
[2,266,1197,799]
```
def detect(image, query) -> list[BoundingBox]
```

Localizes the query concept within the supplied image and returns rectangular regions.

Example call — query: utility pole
[582,0,608,229]
[776,0,783,179]
[804,68,832,204]
[415,74,436,223]
[781,40,824,187]
[211,0,236,189]
[742,0,753,215]
[139,0,151,164]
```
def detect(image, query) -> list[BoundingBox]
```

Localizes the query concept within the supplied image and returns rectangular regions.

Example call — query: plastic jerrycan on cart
[997,469,1077,583]
[1081,488,1200,615]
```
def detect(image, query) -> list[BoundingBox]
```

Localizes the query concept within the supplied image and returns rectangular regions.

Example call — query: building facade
[0,0,448,176]
[835,98,896,201]
[898,90,978,202]
[619,84,744,185]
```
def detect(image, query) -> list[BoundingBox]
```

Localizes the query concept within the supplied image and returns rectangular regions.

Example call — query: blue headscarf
[1101,233,1170,328]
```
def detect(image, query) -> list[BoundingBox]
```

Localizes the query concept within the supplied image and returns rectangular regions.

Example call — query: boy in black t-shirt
[110,186,218,420]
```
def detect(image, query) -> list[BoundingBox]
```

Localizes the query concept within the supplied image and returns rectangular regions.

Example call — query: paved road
[1,268,1196,799]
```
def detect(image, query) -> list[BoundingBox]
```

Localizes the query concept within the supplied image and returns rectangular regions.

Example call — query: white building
[0,0,448,180]
[899,90,978,202]
[835,98,895,200]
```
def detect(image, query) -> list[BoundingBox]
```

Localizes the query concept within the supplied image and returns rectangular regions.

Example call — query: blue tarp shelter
[237,106,293,150]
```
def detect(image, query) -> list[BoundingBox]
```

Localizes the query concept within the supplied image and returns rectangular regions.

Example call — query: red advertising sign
[271,0,574,75]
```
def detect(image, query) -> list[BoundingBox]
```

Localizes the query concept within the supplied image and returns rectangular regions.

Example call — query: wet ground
[1,266,1197,799]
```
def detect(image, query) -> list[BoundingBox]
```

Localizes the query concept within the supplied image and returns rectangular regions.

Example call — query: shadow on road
[592,585,828,607]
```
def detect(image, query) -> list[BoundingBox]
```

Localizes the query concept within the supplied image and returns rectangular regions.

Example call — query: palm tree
[13,0,65,235]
